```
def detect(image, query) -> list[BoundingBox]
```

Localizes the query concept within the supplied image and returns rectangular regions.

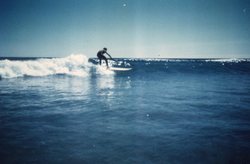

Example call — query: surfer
[97,47,114,68]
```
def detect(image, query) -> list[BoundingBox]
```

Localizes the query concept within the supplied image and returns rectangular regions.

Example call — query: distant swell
[0,54,90,78]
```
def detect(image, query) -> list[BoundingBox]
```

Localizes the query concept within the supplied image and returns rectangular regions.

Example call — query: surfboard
[108,67,132,71]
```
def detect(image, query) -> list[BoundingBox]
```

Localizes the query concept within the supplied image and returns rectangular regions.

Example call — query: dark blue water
[1,57,250,163]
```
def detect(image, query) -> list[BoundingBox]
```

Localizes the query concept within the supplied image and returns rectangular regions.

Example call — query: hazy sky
[0,0,250,58]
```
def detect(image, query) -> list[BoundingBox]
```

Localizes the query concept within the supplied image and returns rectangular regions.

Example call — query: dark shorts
[97,54,106,60]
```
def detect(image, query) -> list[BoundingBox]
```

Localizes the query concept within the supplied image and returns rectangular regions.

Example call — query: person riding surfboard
[97,47,115,68]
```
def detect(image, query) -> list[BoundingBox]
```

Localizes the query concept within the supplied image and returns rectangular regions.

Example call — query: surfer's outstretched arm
[106,53,116,62]
[105,53,112,58]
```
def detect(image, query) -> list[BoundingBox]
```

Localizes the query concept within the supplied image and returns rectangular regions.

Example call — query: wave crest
[0,54,90,78]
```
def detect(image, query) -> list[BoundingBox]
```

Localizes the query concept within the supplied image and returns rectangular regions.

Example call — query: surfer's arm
[106,53,114,60]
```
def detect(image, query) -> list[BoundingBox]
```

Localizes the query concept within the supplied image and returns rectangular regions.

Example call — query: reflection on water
[94,73,133,111]
[124,76,131,89]
[55,77,90,93]
[96,75,115,90]
[96,75,115,109]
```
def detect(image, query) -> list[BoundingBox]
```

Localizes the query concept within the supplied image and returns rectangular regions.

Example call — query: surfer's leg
[104,57,108,67]
[99,58,102,65]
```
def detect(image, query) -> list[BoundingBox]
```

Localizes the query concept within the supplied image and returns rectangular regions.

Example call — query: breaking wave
[0,54,92,78]
[1,55,249,78]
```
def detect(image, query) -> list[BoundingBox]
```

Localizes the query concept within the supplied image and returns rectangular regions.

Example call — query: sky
[0,0,250,58]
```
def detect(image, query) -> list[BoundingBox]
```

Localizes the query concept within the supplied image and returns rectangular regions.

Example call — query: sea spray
[0,54,90,78]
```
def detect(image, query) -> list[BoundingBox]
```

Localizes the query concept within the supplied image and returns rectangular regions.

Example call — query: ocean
[0,54,250,163]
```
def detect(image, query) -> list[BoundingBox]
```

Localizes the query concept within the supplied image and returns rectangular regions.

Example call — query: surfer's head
[103,47,107,51]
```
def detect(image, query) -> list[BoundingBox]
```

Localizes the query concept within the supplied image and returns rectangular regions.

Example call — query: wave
[1,55,249,78]
[0,54,93,78]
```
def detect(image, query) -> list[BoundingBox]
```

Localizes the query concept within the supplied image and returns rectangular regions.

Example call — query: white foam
[96,65,115,75]
[0,54,90,78]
